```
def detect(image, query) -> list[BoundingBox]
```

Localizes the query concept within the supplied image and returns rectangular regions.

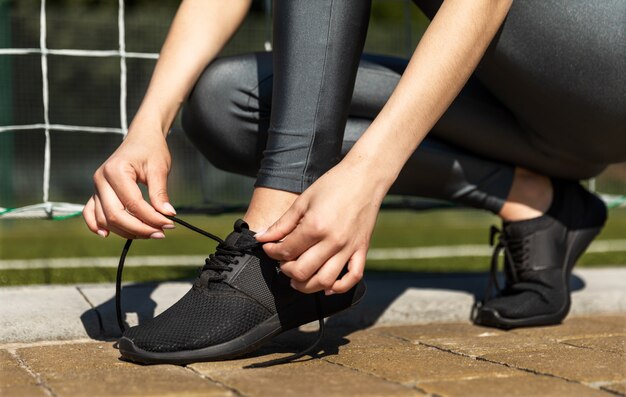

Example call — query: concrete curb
[1,268,625,344]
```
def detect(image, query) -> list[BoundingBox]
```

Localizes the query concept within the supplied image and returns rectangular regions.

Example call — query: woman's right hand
[82,125,176,239]
[81,0,252,239]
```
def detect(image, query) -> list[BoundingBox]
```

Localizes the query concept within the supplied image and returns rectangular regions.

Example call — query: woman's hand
[82,123,176,239]
[255,157,389,294]
[83,0,252,239]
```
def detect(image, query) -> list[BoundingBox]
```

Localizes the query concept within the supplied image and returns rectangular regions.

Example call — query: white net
[0,0,136,219]
[0,0,273,219]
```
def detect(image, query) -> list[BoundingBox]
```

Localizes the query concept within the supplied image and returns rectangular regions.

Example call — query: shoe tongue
[224,219,257,247]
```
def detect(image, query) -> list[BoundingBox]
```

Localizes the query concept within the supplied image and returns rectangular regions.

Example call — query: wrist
[341,150,397,203]
[344,144,402,193]
[127,108,173,138]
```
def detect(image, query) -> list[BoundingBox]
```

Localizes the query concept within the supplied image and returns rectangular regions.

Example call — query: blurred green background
[0,0,624,286]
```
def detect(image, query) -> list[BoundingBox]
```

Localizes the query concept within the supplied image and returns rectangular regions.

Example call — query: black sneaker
[472,179,607,329]
[115,218,366,365]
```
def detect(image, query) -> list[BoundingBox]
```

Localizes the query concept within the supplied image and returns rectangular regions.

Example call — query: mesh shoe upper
[123,286,272,352]
[122,220,279,353]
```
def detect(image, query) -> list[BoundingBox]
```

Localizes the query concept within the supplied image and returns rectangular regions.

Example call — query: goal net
[0,0,274,220]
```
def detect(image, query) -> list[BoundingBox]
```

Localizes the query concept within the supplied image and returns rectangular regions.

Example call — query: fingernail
[150,232,165,239]
[325,290,335,296]
[163,202,177,215]
[162,224,176,230]
[254,228,267,238]
[97,229,108,238]
[290,279,297,289]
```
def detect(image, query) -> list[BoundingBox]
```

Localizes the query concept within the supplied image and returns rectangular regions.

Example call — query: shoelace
[115,215,325,367]
[482,225,530,302]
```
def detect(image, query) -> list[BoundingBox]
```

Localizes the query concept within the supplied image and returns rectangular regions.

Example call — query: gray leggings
[181,0,626,214]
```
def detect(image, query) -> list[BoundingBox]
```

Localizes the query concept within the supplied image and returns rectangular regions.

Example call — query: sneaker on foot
[117,219,366,365]
[472,179,607,329]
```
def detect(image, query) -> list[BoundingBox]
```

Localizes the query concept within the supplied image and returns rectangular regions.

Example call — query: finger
[96,180,164,238]
[291,250,352,294]
[263,215,335,261]
[279,240,339,283]
[254,201,305,242]
[82,196,102,235]
[95,193,138,239]
[328,249,366,294]
[92,195,110,238]
[102,164,173,228]
[105,223,138,240]
[146,168,176,217]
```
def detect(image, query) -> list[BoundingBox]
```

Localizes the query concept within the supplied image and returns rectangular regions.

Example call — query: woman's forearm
[345,0,512,193]
[133,0,251,136]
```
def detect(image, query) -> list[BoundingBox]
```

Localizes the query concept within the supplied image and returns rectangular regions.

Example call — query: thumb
[147,169,176,216]
[255,202,304,242]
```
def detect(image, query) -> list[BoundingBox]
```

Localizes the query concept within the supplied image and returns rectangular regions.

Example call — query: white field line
[367,239,626,260]
[2,239,626,270]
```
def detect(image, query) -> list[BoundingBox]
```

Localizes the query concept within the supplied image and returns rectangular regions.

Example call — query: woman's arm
[346,0,512,190]
[135,0,251,139]
[256,0,513,293]
[83,0,251,239]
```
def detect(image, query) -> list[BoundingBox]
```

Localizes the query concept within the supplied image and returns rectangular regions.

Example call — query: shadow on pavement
[80,283,160,341]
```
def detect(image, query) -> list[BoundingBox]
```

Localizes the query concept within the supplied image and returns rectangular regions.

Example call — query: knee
[182,57,234,141]
[181,58,248,173]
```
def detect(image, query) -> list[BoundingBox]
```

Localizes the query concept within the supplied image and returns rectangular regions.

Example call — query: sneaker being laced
[115,217,366,366]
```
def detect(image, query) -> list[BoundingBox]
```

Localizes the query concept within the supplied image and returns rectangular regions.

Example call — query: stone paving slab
[15,342,230,397]
[2,267,625,343]
[377,317,624,358]
[561,335,625,354]
[190,354,422,397]
[418,375,612,397]
[374,321,501,340]
[510,315,626,340]
[0,349,47,397]
[483,344,626,384]
[0,285,99,343]
[325,342,521,384]
[0,316,623,397]
[395,330,555,358]
[376,315,626,389]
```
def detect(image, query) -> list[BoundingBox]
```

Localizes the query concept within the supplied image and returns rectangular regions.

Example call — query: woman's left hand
[256,0,514,296]
[255,158,389,294]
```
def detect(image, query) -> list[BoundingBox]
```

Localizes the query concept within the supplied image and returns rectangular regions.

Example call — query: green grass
[1,208,625,286]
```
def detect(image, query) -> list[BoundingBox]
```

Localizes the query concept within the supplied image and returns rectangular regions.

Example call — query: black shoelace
[482,225,530,302]
[115,215,325,367]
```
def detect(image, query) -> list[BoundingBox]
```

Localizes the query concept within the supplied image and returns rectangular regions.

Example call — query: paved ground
[1,315,624,397]
[1,268,625,396]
